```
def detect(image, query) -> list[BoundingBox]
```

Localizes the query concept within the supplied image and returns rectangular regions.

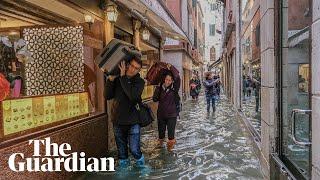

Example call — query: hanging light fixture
[84,15,95,29]
[142,28,150,41]
[106,4,118,23]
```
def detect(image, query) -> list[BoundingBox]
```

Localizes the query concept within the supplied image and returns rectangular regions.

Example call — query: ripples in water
[78,95,263,180]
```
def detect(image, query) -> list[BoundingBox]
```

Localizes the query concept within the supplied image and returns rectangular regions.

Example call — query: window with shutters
[209,24,215,36]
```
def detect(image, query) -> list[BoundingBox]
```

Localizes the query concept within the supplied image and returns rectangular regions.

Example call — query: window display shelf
[0,92,89,138]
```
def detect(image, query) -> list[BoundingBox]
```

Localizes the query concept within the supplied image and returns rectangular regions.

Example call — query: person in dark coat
[253,77,261,112]
[153,72,180,151]
[246,76,252,97]
[190,75,201,100]
[213,75,221,101]
[105,58,145,168]
[203,73,219,113]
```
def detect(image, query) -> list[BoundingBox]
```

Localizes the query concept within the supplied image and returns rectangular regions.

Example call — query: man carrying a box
[105,57,145,169]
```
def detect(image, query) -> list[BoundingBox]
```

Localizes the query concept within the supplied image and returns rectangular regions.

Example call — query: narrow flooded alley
[79,95,264,180]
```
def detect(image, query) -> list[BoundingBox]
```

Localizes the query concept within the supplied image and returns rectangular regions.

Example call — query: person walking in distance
[203,72,219,113]
[190,75,201,100]
[153,72,181,151]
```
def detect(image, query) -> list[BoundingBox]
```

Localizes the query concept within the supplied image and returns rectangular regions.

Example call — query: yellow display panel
[55,94,69,121]
[79,92,89,115]
[32,97,44,126]
[1,92,89,136]
[43,96,56,125]
[3,98,33,135]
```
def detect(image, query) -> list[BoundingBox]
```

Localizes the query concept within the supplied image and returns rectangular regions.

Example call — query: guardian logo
[8,138,115,172]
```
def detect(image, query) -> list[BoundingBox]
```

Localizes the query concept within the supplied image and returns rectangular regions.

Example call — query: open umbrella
[146,62,180,86]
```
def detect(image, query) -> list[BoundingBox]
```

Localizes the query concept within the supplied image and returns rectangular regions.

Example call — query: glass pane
[240,0,261,135]
[281,0,312,178]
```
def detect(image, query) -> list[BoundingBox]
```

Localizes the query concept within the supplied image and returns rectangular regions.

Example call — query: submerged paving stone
[78,95,264,180]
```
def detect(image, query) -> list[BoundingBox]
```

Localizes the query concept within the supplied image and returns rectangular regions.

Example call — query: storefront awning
[208,58,222,70]
[288,27,309,48]
[116,0,188,41]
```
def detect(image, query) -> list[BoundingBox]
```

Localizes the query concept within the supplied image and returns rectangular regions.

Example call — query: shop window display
[140,50,159,100]
[139,34,160,100]
[0,34,29,99]
[298,64,309,93]
[0,26,95,140]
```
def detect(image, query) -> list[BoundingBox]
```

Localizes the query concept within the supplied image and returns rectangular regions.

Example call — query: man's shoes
[118,159,130,168]
[116,159,130,178]
[167,139,176,151]
[135,155,152,177]
[135,155,145,167]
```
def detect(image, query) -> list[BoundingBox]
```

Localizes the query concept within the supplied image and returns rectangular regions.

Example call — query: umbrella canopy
[146,62,180,86]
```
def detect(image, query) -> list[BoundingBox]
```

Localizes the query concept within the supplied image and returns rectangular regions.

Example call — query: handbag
[135,102,155,127]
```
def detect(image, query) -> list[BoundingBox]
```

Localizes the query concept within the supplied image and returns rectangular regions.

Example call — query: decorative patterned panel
[23,26,84,96]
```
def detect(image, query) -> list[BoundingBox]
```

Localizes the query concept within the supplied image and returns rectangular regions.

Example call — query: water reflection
[78,95,263,180]
[242,96,261,134]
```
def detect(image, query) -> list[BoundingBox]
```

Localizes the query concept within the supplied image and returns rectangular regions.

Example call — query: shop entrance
[272,0,312,179]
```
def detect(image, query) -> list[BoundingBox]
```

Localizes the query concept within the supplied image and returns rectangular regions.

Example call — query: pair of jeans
[206,94,216,112]
[158,117,177,140]
[113,124,142,160]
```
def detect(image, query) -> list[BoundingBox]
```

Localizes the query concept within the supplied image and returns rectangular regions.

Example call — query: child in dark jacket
[153,73,180,151]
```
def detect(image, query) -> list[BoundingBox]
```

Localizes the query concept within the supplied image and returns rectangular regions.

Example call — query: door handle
[291,109,312,146]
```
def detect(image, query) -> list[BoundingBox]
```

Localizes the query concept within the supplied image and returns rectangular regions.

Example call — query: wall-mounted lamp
[106,4,118,23]
[174,35,180,40]
[84,15,94,29]
[142,28,150,41]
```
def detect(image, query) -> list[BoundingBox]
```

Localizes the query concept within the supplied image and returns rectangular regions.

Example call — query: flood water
[77,95,264,180]
[241,96,262,135]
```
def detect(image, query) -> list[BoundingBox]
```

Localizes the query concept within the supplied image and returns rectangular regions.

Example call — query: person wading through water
[153,72,181,151]
[190,75,201,100]
[105,58,145,169]
[203,72,220,113]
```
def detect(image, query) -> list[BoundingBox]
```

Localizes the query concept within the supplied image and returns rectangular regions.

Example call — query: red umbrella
[146,62,180,86]
[0,73,10,101]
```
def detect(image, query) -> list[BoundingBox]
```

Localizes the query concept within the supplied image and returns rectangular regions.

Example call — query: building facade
[199,0,224,72]
[0,0,188,179]
[162,0,204,100]
[219,0,320,179]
